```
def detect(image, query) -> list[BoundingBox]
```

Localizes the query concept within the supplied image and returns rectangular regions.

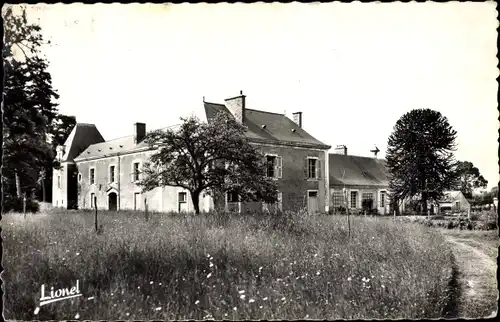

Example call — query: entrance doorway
[307,190,319,214]
[108,192,117,211]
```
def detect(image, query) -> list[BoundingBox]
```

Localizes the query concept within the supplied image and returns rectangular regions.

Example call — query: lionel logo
[39,280,82,306]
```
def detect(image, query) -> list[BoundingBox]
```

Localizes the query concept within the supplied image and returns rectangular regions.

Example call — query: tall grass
[1,209,453,320]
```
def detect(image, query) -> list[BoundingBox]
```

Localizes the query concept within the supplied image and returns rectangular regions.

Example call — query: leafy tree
[386,109,457,214]
[2,5,74,206]
[138,112,278,214]
[452,161,488,198]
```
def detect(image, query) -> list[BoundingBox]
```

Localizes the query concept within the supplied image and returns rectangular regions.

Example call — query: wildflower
[155,307,162,311]
[314,253,318,257]
[224,313,228,316]
[259,266,263,272]
[259,305,263,309]
[87,297,94,300]
[75,313,80,319]
[195,300,200,305]
[240,294,246,300]
[150,281,153,284]
[34,307,40,315]
[207,253,211,258]
[263,297,268,301]
[111,293,114,296]
[249,299,255,303]
[347,277,352,281]
[238,290,245,294]
[126,313,130,316]
[159,283,162,286]
[76,252,80,256]
[316,271,320,276]
[138,286,140,289]
[381,285,385,288]
[209,262,214,268]
[281,297,286,301]
[233,307,237,311]
[207,273,212,278]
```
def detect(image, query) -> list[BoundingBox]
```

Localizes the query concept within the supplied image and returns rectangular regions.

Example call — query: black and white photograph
[1,2,498,320]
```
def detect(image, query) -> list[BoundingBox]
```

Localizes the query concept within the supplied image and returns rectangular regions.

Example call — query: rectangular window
[380,191,386,207]
[178,192,187,203]
[350,191,358,208]
[109,165,115,183]
[227,191,238,203]
[362,192,374,202]
[90,193,95,208]
[133,162,140,181]
[266,155,276,178]
[332,190,343,208]
[265,155,282,178]
[308,158,316,179]
[78,173,82,182]
[57,175,61,189]
[90,168,95,184]
[263,192,283,212]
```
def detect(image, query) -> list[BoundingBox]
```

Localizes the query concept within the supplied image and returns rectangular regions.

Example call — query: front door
[134,192,141,211]
[108,192,117,211]
[308,191,319,214]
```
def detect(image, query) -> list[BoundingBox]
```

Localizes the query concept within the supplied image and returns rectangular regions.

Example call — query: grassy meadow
[1,209,455,320]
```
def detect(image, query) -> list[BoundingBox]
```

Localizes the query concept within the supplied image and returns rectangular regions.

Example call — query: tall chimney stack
[224,90,246,124]
[134,123,146,144]
[292,112,302,128]
[335,145,348,155]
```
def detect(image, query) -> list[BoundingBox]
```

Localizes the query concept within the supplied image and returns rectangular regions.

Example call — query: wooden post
[23,193,26,218]
[94,195,98,232]
[144,198,149,222]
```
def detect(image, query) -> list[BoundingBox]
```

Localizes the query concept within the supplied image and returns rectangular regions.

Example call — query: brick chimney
[134,123,146,143]
[292,112,302,128]
[224,90,246,124]
[335,145,348,155]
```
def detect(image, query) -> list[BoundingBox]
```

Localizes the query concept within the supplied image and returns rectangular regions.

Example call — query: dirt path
[444,235,498,318]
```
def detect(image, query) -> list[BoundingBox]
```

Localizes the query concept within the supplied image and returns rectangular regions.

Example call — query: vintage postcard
[1,2,498,320]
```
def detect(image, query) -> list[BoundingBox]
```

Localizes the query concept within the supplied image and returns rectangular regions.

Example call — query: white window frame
[332,189,343,209]
[89,167,96,185]
[109,164,117,183]
[131,160,141,183]
[227,191,239,203]
[265,154,282,179]
[178,191,187,203]
[306,157,320,180]
[90,192,95,208]
[379,190,387,208]
[350,189,359,209]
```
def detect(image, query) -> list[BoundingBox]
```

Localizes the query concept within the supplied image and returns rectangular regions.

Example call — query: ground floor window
[332,190,343,208]
[178,192,187,203]
[380,191,386,207]
[227,191,238,203]
[350,191,358,208]
[90,193,95,208]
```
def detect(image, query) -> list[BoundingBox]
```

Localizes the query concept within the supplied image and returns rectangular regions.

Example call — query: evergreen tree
[386,109,457,214]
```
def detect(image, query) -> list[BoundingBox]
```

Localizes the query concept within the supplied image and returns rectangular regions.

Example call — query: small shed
[438,191,471,214]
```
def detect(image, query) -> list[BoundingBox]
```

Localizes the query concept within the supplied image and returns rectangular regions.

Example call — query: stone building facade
[53,92,331,214]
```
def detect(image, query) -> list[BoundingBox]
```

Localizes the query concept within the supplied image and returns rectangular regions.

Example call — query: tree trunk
[15,171,21,198]
[42,178,46,202]
[191,190,201,214]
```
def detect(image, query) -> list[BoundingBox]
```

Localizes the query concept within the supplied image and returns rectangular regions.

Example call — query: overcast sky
[16,2,499,189]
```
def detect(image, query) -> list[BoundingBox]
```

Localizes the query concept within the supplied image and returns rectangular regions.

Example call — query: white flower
[209,262,214,268]
[381,285,385,288]
[249,299,255,303]
[259,305,263,309]
[207,253,211,258]
[347,277,352,281]
[126,313,130,316]
[159,283,162,286]
[155,307,162,311]
[238,290,245,294]
[316,271,320,276]
[233,307,237,311]
[314,253,318,257]
[150,281,153,284]
[240,294,246,300]
[34,307,40,315]
[75,313,80,319]
[259,266,263,271]
[87,297,94,300]
[281,297,286,301]
[76,252,80,256]
[195,300,200,305]
[207,273,212,278]
[263,297,268,301]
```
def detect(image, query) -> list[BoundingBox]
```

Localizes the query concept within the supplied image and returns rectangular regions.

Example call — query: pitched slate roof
[439,191,471,204]
[204,102,330,149]
[74,125,180,161]
[329,154,389,188]
[61,123,105,163]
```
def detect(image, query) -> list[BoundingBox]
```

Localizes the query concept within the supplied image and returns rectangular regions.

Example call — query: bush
[447,220,457,229]
[2,196,40,213]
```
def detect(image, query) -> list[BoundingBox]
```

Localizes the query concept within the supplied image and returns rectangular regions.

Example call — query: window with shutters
[265,154,282,179]
[305,157,321,179]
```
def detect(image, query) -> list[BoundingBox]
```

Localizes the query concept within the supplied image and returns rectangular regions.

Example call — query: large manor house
[53,91,391,215]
